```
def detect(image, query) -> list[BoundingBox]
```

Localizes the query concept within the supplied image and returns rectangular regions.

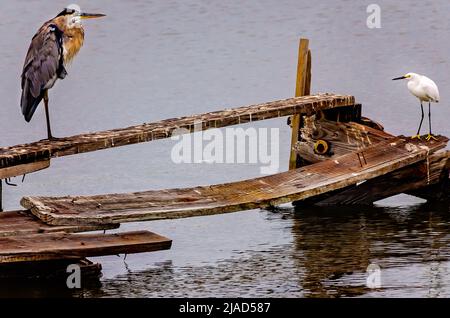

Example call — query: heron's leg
[426,102,438,141]
[411,102,424,139]
[43,90,53,140]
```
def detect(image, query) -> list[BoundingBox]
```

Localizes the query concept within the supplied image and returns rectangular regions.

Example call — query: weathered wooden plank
[0,94,354,169]
[0,160,50,179]
[21,136,448,226]
[0,210,119,237]
[0,231,172,264]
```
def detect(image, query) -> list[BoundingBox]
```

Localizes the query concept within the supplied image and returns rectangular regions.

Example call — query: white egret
[392,73,440,141]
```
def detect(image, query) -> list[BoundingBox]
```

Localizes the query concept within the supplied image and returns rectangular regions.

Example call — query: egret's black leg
[426,102,438,141]
[412,102,424,139]
[429,102,432,135]
[43,90,53,140]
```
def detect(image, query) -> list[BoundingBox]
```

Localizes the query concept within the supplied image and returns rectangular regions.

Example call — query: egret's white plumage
[404,73,440,102]
[393,72,440,141]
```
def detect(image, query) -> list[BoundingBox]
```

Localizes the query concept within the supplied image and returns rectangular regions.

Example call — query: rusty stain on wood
[0,231,172,264]
[21,136,448,226]
[0,94,354,170]
[0,210,118,237]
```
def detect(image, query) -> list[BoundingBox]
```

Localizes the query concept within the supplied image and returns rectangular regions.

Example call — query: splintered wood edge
[21,197,116,228]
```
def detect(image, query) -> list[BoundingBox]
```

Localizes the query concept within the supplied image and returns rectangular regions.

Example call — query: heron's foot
[411,134,422,140]
[41,136,62,142]
[425,134,439,141]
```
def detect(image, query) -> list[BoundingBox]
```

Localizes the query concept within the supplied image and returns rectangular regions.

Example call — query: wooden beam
[289,39,311,170]
[21,136,448,226]
[296,150,450,205]
[0,231,172,264]
[0,210,119,237]
[0,160,50,180]
[0,94,354,170]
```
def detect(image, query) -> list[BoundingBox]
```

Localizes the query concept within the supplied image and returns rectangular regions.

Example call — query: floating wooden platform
[1,38,448,281]
[0,231,172,264]
[21,136,448,226]
[0,94,354,171]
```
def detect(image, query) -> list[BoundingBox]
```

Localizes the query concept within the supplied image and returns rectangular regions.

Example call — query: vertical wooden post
[289,38,312,170]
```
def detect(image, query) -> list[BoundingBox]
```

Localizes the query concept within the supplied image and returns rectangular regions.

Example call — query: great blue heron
[20,5,105,140]
[392,73,440,141]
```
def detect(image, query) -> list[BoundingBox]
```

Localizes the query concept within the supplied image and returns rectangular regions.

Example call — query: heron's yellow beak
[80,13,106,19]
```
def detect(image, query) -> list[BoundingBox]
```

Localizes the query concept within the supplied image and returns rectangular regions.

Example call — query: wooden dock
[0,38,448,281]
[21,136,448,225]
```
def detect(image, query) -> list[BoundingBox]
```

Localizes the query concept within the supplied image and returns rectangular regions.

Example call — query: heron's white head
[392,72,420,82]
[56,4,105,28]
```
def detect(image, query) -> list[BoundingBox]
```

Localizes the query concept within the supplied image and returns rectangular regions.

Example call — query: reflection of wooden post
[289,39,312,170]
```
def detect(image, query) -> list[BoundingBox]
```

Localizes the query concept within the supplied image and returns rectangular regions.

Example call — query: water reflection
[74,203,450,297]
[293,203,450,297]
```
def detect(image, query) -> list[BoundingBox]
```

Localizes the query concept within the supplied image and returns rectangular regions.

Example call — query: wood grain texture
[289,39,311,170]
[0,210,118,237]
[0,231,172,264]
[0,94,355,169]
[294,119,395,163]
[0,160,50,179]
[21,136,448,226]
[297,150,450,205]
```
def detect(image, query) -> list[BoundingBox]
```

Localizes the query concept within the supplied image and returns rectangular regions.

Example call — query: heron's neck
[62,26,85,65]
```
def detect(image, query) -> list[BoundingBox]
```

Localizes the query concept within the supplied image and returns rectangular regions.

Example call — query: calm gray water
[0,0,449,297]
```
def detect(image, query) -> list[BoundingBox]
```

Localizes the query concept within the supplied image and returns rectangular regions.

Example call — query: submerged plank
[21,136,448,226]
[0,231,172,264]
[0,94,354,169]
[0,258,102,282]
[0,210,119,237]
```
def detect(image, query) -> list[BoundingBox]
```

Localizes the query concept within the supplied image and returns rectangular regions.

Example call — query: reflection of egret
[20,5,105,140]
[392,73,440,141]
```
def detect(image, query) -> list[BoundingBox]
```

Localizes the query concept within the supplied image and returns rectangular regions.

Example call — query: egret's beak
[80,13,106,19]
[392,76,406,81]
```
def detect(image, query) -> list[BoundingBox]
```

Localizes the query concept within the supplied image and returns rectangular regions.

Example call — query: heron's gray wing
[20,23,65,122]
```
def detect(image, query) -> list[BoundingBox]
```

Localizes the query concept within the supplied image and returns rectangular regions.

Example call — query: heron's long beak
[392,76,406,81]
[80,13,106,19]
